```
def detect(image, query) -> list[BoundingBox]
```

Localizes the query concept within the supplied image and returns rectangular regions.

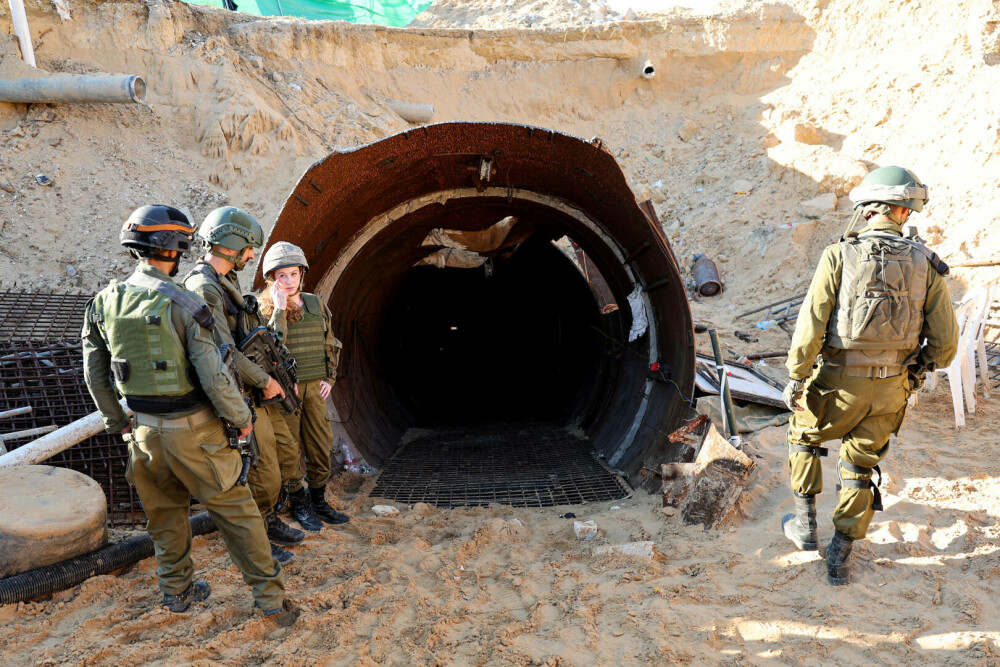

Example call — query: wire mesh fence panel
[0,295,146,527]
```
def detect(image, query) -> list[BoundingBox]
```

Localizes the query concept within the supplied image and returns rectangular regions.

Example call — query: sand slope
[1,0,999,663]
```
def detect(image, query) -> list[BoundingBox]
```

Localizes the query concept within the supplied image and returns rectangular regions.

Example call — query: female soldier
[259,242,349,527]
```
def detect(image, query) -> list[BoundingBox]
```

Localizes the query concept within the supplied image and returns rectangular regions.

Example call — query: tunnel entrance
[380,236,602,426]
[261,122,697,502]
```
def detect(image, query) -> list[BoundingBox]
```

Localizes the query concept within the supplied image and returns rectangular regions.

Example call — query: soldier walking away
[780,167,959,585]
[258,242,350,527]
[182,207,312,563]
[82,205,297,625]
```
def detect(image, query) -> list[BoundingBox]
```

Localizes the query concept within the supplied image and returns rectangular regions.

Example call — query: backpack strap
[127,271,215,330]
[858,231,950,276]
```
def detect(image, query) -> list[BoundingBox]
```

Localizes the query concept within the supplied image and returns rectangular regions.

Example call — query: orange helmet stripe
[127,223,194,232]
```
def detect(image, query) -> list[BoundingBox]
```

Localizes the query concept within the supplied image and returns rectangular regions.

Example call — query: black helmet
[120,205,196,256]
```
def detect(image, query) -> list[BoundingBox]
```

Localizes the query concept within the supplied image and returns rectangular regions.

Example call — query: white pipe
[7,0,36,68]
[0,399,131,468]
[386,100,434,124]
[0,425,57,443]
[0,406,32,420]
[0,75,146,104]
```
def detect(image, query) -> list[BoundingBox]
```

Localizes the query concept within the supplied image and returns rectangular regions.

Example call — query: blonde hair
[258,277,304,324]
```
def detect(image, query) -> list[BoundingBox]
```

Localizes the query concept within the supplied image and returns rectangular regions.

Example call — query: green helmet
[198,206,265,252]
[262,241,309,276]
[849,166,929,213]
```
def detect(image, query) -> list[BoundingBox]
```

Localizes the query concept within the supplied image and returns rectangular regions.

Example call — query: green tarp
[185,0,432,27]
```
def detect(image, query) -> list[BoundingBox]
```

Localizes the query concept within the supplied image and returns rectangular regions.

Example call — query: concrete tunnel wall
[259,122,696,484]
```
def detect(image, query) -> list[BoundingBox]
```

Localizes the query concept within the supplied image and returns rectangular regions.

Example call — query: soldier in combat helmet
[82,205,296,624]
[182,207,319,564]
[780,167,959,585]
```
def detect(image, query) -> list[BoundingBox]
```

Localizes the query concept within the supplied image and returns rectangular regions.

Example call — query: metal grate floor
[371,423,631,507]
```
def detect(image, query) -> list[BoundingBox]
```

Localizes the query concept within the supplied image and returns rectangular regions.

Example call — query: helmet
[120,205,196,256]
[849,166,929,213]
[197,207,265,252]
[262,241,309,276]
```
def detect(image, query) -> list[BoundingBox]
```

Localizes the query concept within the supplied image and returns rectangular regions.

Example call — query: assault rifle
[239,325,301,415]
[220,343,260,486]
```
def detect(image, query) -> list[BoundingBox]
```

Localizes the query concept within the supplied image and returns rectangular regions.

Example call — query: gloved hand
[908,369,927,393]
[783,379,807,411]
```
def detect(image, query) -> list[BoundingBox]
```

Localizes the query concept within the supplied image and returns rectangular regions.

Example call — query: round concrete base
[0,465,108,579]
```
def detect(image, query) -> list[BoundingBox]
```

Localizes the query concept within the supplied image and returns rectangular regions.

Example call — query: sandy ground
[1,391,998,665]
[1,0,1000,663]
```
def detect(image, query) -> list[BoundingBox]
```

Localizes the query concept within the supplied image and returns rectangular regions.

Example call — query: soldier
[258,242,350,527]
[182,207,315,564]
[82,205,295,624]
[780,167,959,585]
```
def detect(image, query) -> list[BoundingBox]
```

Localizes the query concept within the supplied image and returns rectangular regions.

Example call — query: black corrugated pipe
[0,512,216,605]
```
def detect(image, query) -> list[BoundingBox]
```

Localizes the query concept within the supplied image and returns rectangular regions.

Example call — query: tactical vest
[284,293,328,382]
[822,233,929,367]
[92,280,205,411]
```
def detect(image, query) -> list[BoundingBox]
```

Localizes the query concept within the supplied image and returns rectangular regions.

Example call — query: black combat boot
[162,580,211,613]
[288,487,324,532]
[309,486,350,525]
[781,492,818,551]
[826,530,855,586]
[267,514,305,546]
[270,542,295,566]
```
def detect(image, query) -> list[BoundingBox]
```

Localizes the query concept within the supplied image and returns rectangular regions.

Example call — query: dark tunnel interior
[379,236,606,426]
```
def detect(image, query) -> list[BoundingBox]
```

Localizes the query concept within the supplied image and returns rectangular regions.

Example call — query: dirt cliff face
[2,1,1000,663]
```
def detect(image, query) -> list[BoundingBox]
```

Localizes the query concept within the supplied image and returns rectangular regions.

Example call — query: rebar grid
[0,292,92,341]
[0,339,144,526]
[372,424,631,507]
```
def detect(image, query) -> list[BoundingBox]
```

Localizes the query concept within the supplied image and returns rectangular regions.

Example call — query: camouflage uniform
[83,263,284,610]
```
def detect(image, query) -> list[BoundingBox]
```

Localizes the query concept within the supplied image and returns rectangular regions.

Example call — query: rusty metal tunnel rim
[260,121,696,481]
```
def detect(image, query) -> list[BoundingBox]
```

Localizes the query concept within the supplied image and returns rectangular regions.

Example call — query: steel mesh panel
[372,424,631,507]
[0,337,144,527]
[0,292,92,341]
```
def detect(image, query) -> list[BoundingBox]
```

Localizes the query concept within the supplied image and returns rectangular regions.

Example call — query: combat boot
[270,542,295,566]
[260,600,300,628]
[781,492,818,551]
[162,580,211,613]
[288,487,323,532]
[310,486,350,525]
[826,530,855,586]
[266,514,305,546]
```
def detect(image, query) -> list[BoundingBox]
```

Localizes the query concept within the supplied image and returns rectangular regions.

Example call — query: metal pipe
[0,75,146,104]
[0,399,130,468]
[0,406,32,421]
[7,0,36,68]
[0,425,57,443]
[708,329,738,438]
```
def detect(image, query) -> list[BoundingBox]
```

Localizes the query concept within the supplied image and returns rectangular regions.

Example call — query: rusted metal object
[667,414,709,445]
[692,254,722,296]
[261,122,695,479]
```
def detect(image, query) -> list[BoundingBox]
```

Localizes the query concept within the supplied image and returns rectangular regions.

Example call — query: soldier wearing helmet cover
[779,167,959,585]
[81,205,294,624]
[182,207,312,565]
[258,241,350,528]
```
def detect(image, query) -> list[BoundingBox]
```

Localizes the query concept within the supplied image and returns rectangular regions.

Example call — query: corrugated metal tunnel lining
[261,122,696,488]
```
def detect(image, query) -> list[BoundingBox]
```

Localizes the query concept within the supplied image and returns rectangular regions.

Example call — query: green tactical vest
[285,293,328,382]
[92,281,201,399]
[822,234,929,367]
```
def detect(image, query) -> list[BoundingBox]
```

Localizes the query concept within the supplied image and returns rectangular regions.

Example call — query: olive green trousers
[787,364,909,540]
[127,409,285,610]
[246,404,280,521]
[282,380,334,489]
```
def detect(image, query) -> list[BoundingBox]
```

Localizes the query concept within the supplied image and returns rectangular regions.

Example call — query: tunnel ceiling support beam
[263,122,696,478]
